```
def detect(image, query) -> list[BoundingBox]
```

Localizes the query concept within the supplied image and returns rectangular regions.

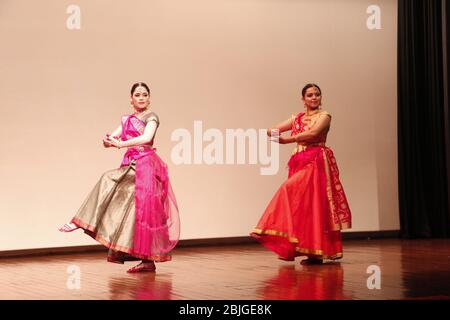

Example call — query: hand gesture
[103,134,119,148]
[268,129,281,142]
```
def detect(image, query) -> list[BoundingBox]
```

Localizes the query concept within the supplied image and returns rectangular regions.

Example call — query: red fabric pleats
[252,146,351,260]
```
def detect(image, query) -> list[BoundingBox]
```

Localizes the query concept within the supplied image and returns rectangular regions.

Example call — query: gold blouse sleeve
[144,112,160,127]
[320,111,332,118]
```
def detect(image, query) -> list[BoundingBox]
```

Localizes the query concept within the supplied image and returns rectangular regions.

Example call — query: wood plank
[0,239,449,300]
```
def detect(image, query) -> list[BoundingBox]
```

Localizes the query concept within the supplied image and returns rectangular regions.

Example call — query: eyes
[133,92,148,98]
[306,93,321,98]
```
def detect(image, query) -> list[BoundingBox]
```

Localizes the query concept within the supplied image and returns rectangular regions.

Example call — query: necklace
[304,110,321,117]
[302,111,320,122]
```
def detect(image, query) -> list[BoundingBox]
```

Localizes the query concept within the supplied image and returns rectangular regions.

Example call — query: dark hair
[131,82,150,96]
[301,83,321,98]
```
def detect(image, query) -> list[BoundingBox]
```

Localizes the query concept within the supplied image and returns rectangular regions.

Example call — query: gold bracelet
[117,141,121,149]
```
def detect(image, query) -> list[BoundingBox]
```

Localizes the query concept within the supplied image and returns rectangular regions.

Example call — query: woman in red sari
[59,82,180,273]
[251,83,351,264]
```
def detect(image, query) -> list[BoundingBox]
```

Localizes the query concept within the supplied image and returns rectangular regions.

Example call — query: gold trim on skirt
[71,164,171,263]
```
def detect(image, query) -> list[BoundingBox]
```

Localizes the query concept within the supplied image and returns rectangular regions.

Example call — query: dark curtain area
[398,0,450,238]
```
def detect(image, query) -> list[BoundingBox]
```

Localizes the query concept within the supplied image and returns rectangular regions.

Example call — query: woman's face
[131,86,150,111]
[302,87,322,109]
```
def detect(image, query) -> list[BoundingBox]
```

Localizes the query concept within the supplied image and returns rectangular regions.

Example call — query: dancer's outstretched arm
[273,113,331,144]
[109,125,123,139]
[267,116,294,137]
[107,118,158,149]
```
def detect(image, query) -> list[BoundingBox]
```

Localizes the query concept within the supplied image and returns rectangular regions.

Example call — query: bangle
[117,141,121,149]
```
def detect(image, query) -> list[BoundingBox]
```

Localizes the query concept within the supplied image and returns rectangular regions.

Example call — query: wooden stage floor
[1,239,450,300]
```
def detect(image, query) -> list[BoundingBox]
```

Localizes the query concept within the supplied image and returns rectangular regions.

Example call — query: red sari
[251,112,351,260]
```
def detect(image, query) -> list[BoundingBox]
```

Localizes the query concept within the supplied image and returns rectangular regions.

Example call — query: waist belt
[292,142,326,154]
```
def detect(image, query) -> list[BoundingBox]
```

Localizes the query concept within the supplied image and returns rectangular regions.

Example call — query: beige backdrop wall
[0,0,398,251]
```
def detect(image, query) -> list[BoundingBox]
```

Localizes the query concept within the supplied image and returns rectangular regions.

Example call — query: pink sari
[120,115,179,259]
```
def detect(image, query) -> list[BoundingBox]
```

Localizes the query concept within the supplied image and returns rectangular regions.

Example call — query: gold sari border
[252,228,299,243]
[292,143,326,155]
[251,229,343,260]
[321,150,352,231]
[71,218,172,262]
[322,149,337,226]
[295,247,343,260]
[330,221,352,231]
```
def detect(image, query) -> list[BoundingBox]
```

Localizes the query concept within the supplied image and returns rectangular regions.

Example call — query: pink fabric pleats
[132,150,179,258]
[121,114,180,259]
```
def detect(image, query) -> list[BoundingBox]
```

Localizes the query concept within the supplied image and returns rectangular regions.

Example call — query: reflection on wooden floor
[1,239,450,300]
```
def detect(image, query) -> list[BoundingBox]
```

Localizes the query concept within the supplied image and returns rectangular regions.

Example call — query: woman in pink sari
[251,84,351,264]
[59,82,180,273]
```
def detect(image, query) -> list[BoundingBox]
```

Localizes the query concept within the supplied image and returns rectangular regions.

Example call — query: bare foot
[58,223,80,233]
[127,261,156,273]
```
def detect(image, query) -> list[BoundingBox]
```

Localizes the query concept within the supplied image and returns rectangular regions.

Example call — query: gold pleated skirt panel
[71,165,145,263]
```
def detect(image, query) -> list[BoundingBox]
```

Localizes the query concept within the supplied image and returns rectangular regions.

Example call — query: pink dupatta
[120,115,180,260]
